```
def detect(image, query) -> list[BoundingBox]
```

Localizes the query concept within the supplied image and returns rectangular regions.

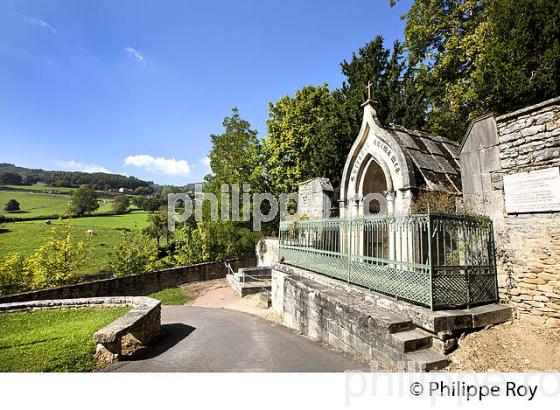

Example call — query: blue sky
[0,0,412,185]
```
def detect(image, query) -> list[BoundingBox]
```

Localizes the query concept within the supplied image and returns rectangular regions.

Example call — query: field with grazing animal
[0,210,150,276]
[0,189,113,220]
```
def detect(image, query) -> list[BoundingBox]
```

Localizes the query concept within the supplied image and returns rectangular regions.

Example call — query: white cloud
[124,46,146,65]
[201,156,211,167]
[124,155,191,176]
[58,160,111,174]
[16,13,57,35]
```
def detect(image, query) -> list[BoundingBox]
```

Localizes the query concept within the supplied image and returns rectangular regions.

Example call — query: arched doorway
[358,158,392,260]
[360,158,389,215]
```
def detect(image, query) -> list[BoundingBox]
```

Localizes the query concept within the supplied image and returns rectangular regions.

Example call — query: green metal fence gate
[278,214,498,310]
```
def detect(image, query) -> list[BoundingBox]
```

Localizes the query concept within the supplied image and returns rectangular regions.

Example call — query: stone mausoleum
[262,95,559,370]
[339,98,461,217]
[292,95,560,329]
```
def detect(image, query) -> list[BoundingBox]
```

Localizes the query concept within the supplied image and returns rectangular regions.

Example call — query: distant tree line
[0,163,153,191]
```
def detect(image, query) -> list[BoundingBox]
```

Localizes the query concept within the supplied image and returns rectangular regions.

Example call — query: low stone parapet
[0,256,256,303]
[0,296,161,362]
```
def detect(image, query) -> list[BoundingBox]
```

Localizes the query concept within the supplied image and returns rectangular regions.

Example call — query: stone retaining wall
[0,256,256,303]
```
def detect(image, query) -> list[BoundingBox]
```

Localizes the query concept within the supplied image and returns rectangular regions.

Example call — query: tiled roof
[388,124,462,194]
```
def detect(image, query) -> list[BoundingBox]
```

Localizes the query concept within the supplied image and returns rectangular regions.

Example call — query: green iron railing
[278,214,498,310]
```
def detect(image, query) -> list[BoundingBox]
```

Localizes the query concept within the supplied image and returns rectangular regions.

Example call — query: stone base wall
[462,97,560,327]
[272,268,412,368]
[0,256,256,303]
[297,177,334,219]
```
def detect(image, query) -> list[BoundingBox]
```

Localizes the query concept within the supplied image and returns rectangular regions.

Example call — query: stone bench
[0,296,161,362]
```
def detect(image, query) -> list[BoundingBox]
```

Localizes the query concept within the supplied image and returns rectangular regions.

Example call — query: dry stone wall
[494,99,560,327]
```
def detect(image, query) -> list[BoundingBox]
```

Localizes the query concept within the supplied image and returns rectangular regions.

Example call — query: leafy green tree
[206,107,264,193]
[263,38,426,197]
[339,36,422,129]
[396,0,489,139]
[264,85,346,195]
[0,172,22,185]
[68,185,100,216]
[475,0,560,116]
[109,232,158,277]
[112,195,130,214]
[393,0,560,139]
[173,220,258,266]
[133,195,162,212]
[143,211,169,248]
[4,199,20,212]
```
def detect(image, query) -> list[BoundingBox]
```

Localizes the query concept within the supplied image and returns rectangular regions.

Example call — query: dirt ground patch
[180,279,282,324]
[181,279,238,307]
[448,320,560,372]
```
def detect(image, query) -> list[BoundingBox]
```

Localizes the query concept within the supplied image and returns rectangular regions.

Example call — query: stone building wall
[493,99,560,327]
[297,177,334,219]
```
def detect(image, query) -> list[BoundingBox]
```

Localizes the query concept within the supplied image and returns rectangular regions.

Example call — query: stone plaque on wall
[503,167,560,214]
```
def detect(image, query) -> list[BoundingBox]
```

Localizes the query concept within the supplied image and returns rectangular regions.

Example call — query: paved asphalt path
[110,306,369,372]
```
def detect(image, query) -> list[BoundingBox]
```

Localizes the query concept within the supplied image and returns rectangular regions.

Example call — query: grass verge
[0,307,129,372]
[148,287,191,305]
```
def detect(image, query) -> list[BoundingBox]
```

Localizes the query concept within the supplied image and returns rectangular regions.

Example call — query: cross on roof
[366,80,373,101]
[361,80,378,109]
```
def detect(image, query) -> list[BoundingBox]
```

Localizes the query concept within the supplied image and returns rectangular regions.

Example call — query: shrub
[410,191,458,214]
[0,225,87,295]
[173,220,260,266]
[109,232,158,277]
[3,199,20,212]
[0,255,33,295]
[26,225,87,289]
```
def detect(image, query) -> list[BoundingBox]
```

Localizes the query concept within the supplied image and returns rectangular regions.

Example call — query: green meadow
[0,185,153,276]
[0,184,76,193]
[0,210,150,275]
[0,190,113,220]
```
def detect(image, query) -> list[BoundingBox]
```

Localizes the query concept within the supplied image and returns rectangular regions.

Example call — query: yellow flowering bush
[0,225,88,295]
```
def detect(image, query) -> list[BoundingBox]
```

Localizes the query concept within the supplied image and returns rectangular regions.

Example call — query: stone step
[469,304,513,328]
[239,267,272,276]
[405,349,448,372]
[386,318,415,334]
[391,328,433,353]
[235,272,272,279]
